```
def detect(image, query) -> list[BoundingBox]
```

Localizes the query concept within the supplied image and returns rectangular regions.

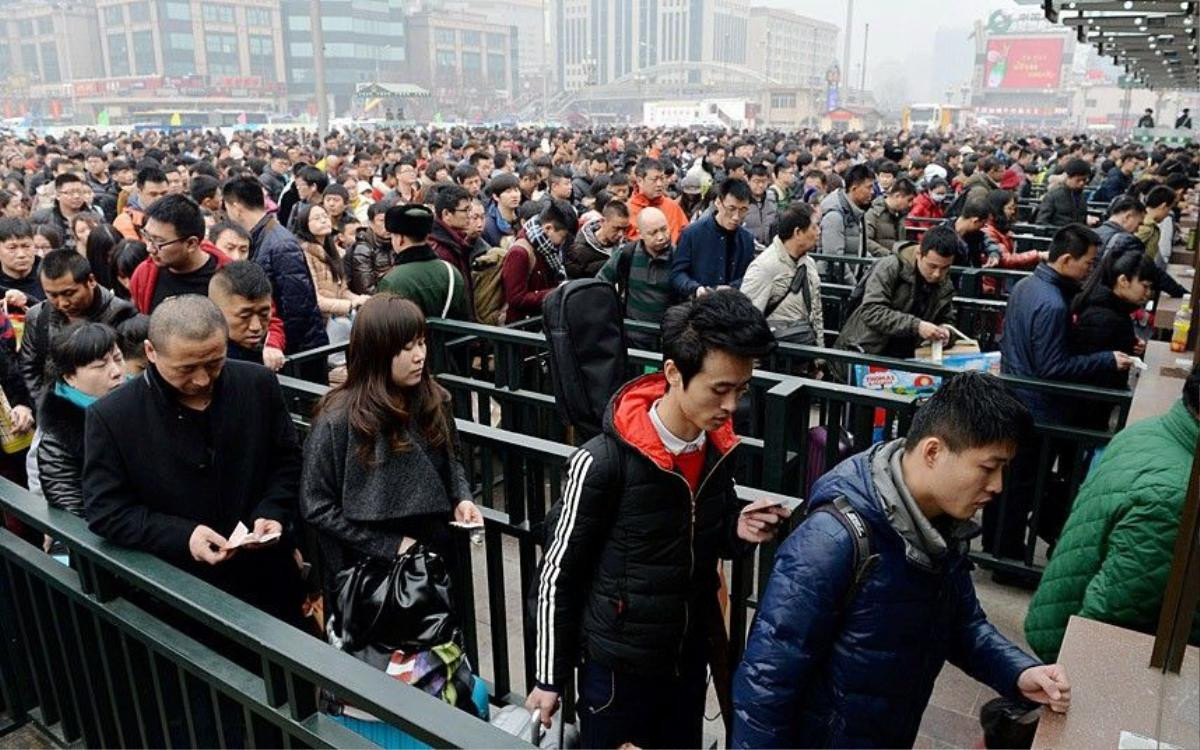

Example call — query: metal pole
[860,22,869,94]
[841,0,854,90]
[309,0,329,137]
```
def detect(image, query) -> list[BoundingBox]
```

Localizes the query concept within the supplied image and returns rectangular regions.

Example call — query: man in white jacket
[740,204,823,343]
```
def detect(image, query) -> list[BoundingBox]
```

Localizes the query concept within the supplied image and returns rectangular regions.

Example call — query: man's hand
[454,500,483,525]
[1038,251,1050,263]
[10,405,33,434]
[695,286,709,298]
[917,321,951,342]
[525,687,560,728]
[1113,351,1134,371]
[1017,664,1071,713]
[1086,215,1100,227]
[1132,338,1147,357]
[240,518,283,550]
[737,505,791,544]
[189,525,235,565]
[262,346,285,372]
[983,255,1000,268]
[4,289,28,310]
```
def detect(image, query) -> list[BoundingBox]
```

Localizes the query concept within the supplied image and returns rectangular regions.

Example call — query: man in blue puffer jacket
[222,175,328,358]
[732,372,1072,748]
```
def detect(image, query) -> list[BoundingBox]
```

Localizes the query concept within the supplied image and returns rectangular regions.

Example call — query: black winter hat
[385,203,434,239]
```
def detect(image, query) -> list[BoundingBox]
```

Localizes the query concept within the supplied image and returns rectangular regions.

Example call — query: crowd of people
[0,121,1197,749]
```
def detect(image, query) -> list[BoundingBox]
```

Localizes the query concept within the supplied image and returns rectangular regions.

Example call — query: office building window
[289,41,313,57]
[107,33,130,76]
[132,30,156,74]
[486,32,506,49]
[434,28,455,45]
[37,17,53,35]
[163,1,190,21]
[168,33,194,50]
[461,30,481,47]
[205,32,237,55]
[462,51,481,71]
[202,4,235,23]
[16,20,33,36]
[249,35,273,57]
[39,42,59,82]
[487,53,506,87]
[20,43,37,77]
[246,8,272,27]
[770,93,796,109]
[127,1,150,19]
[0,43,8,77]
[103,6,124,26]
[165,55,194,75]
[287,15,310,31]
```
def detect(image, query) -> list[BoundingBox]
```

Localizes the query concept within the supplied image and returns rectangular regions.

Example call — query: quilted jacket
[248,214,328,353]
[732,442,1039,748]
[1024,401,1200,662]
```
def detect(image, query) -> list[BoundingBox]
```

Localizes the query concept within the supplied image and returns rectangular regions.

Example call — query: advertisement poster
[984,37,1065,90]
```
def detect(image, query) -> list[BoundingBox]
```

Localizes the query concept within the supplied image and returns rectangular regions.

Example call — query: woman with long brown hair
[300,294,482,602]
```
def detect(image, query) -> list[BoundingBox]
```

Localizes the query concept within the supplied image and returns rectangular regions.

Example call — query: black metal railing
[0,478,526,749]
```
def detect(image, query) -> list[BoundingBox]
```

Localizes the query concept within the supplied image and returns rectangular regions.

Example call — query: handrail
[807,252,1032,285]
[0,477,527,749]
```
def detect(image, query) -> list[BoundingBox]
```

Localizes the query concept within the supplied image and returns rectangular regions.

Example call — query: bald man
[598,206,676,348]
[83,293,306,627]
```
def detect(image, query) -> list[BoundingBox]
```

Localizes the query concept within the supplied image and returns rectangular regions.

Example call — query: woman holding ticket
[300,295,483,608]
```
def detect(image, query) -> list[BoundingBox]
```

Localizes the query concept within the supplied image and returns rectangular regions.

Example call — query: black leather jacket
[36,387,87,516]
[346,232,396,295]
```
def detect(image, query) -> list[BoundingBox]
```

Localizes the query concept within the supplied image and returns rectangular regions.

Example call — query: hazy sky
[753,0,1029,99]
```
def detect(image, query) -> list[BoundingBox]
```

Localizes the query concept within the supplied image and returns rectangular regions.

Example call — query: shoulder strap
[765,259,814,319]
[440,261,456,319]
[810,496,878,610]
[616,243,636,311]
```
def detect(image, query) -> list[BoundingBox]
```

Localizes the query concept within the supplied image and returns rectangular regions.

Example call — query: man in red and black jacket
[130,195,287,371]
[526,291,789,749]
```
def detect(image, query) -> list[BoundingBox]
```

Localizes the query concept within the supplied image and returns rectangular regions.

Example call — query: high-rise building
[279,0,406,114]
[0,0,105,115]
[404,8,519,111]
[552,0,751,91]
[428,0,548,82]
[747,6,838,89]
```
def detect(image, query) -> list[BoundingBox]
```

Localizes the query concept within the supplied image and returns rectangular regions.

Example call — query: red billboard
[984,37,1064,91]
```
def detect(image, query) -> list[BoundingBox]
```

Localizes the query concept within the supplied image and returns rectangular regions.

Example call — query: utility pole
[309,0,329,137]
[841,0,854,91]
[860,22,869,95]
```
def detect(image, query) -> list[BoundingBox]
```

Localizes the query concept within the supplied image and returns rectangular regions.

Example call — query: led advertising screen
[984,37,1065,91]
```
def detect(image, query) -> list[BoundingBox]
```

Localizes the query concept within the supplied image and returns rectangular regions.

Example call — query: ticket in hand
[224,521,281,549]
[740,496,802,515]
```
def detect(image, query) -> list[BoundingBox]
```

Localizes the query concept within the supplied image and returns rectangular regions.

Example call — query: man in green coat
[1025,366,1200,662]
[376,203,470,320]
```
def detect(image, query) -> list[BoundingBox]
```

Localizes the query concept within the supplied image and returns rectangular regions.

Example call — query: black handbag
[765,260,819,345]
[333,544,459,653]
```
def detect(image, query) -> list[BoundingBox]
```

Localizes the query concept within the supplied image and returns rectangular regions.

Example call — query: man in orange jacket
[627,157,689,245]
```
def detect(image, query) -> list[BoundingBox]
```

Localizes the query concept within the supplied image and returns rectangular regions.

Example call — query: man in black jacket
[526,291,788,749]
[1035,159,1092,228]
[20,250,137,397]
[1095,196,1188,297]
[221,175,328,356]
[83,294,305,625]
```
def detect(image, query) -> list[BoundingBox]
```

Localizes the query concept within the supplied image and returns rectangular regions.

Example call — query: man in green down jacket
[1025,365,1200,662]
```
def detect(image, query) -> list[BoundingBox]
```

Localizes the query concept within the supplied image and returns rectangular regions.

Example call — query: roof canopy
[1044,0,1198,90]
[354,83,431,99]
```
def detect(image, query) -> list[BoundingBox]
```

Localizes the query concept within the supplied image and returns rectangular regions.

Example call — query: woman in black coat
[37,322,126,516]
[300,294,483,602]
[1070,248,1156,426]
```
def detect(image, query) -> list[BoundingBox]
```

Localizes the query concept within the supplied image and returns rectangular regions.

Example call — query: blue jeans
[576,656,708,749]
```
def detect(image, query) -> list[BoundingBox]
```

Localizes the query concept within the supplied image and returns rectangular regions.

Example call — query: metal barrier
[816,282,1008,349]
[808,251,1030,301]
[0,478,525,749]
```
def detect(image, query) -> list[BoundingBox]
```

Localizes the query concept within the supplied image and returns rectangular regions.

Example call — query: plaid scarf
[522,217,566,280]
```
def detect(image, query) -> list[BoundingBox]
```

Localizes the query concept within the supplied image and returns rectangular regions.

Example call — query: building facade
[553,0,752,91]
[280,0,406,115]
[404,8,519,118]
[0,0,105,119]
[747,6,838,89]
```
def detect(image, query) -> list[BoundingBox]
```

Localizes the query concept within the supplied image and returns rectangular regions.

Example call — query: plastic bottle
[1170,294,1192,353]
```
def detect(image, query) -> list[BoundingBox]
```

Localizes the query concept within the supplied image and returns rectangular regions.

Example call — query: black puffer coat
[248,214,328,353]
[531,373,746,691]
[36,386,88,516]
[345,233,396,295]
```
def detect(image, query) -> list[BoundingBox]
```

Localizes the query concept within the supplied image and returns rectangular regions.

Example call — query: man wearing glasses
[627,156,689,245]
[30,174,102,253]
[670,178,756,300]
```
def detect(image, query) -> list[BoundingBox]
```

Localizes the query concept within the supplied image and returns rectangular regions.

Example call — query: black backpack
[842,241,919,321]
[542,279,629,437]
[803,496,879,610]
